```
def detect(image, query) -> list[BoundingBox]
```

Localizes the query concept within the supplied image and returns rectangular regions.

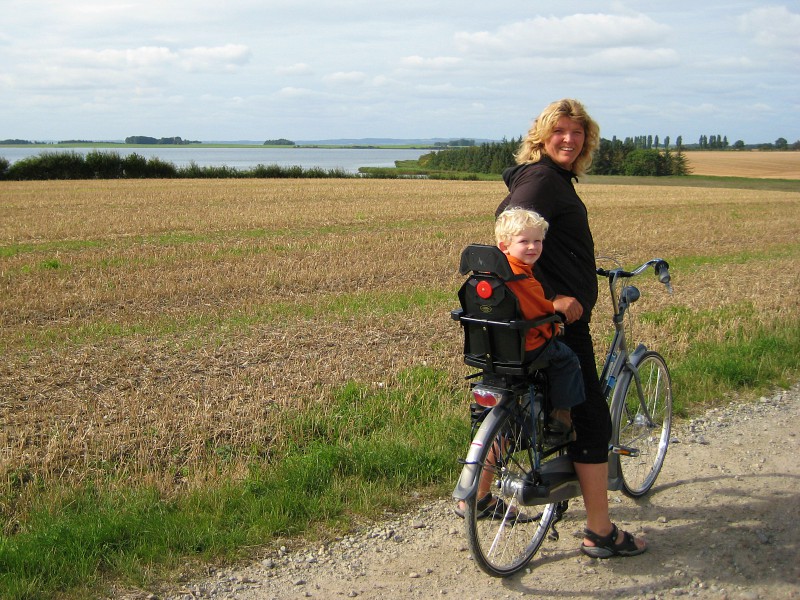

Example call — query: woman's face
[543,116,585,170]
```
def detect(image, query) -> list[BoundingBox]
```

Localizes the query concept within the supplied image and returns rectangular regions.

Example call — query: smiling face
[543,116,586,170]
[499,226,545,267]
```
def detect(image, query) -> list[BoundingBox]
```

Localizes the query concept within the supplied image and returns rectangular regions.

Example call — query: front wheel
[464,403,557,577]
[612,351,672,497]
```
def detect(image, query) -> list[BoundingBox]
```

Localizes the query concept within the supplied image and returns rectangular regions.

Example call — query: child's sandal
[580,524,646,558]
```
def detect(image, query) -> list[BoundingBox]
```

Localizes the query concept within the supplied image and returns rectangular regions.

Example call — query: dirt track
[135,384,800,600]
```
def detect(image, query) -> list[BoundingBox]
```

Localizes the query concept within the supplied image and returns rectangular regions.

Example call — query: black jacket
[495,156,598,321]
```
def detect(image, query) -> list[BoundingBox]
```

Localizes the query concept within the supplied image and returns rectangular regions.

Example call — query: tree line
[124,136,201,145]
[417,139,517,174]
[415,137,691,176]
[415,132,797,177]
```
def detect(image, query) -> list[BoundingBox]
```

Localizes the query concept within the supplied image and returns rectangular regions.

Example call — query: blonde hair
[514,98,600,176]
[495,208,549,246]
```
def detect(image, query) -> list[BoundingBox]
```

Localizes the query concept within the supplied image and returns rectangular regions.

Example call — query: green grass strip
[670,318,800,413]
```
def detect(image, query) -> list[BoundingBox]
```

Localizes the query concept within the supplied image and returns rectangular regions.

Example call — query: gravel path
[130,384,800,600]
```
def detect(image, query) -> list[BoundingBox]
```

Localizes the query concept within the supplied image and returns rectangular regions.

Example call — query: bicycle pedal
[612,445,640,457]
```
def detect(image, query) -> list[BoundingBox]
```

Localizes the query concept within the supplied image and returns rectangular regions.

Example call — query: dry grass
[684,150,800,179]
[1,178,799,495]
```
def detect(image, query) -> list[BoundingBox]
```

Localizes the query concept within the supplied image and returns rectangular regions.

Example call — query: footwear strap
[583,523,618,546]
[475,492,493,511]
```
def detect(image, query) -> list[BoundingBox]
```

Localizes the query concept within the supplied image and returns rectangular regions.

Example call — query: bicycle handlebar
[597,258,673,293]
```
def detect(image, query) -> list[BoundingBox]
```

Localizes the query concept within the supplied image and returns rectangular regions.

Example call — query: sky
[1,1,798,145]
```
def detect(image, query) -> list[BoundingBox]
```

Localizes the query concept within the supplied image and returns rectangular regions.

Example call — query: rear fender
[452,400,514,501]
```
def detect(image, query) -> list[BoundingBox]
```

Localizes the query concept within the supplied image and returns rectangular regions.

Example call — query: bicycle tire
[612,350,673,497]
[464,403,557,577]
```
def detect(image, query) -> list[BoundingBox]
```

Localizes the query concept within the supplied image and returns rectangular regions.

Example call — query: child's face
[500,226,544,266]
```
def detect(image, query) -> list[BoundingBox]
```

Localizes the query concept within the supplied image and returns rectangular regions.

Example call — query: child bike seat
[452,244,559,376]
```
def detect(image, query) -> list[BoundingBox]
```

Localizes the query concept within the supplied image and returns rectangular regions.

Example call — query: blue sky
[1,1,798,144]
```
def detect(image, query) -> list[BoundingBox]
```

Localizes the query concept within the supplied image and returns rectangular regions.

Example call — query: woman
[495,98,647,558]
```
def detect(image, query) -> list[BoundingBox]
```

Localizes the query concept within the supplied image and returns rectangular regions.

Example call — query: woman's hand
[553,295,583,324]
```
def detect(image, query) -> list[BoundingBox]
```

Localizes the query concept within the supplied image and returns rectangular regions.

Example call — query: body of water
[0,146,431,173]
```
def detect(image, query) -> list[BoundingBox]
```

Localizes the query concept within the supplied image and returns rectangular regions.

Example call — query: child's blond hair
[495,208,549,246]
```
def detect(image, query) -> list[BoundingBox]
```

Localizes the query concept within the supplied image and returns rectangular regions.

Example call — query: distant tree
[263,139,295,146]
[733,140,745,150]
[664,135,670,149]
[676,135,683,149]
[592,138,621,174]
[775,137,788,150]
[125,135,199,145]
[623,149,661,175]
[668,148,690,175]
[126,136,158,144]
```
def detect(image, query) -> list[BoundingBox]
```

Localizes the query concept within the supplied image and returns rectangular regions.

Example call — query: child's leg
[543,340,585,411]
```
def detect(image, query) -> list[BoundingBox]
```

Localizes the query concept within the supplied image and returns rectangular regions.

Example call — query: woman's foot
[580,523,647,558]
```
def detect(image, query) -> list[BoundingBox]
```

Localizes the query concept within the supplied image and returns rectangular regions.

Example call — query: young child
[495,207,585,440]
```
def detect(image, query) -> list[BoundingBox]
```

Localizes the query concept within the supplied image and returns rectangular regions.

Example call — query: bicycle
[450,244,674,577]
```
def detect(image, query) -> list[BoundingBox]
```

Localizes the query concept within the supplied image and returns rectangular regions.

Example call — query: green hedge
[0,150,357,180]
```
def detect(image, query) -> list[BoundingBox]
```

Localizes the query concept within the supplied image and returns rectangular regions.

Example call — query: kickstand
[547,500,570,541]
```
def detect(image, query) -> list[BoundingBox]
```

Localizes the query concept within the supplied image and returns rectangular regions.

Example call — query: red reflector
[473,388,499,408]
[476,280,493,299]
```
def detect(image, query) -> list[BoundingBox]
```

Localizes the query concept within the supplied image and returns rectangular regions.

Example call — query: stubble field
[684,150,800,179]
[2,174,799,506]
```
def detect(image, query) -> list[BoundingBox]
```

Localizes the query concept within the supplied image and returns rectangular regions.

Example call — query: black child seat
[452,244,560,376]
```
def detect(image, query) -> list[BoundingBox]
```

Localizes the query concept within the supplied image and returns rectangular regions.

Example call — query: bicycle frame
[598,258,671,486]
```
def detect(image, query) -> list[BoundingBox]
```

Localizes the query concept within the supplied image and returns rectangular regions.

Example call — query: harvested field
[1,178,799,497]
[685,150,800,179]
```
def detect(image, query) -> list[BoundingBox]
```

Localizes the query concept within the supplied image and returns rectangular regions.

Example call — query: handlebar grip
[654,260,671,284]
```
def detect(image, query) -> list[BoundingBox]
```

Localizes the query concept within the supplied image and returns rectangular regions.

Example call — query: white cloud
[454,13,670,55]
[400,56,462,69]
[276,87,316,98]
[52,44,250,72]
[323,71,368,85]
[276,63,314,76]
[583,46,679,71]
[739,6,800,51]
[179,44,252,70]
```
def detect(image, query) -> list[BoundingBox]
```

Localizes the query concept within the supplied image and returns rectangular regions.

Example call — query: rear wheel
[613,351,672,497]
[464,402,556,577]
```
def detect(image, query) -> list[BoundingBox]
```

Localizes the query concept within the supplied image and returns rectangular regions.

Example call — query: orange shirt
[504,253,555,351]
